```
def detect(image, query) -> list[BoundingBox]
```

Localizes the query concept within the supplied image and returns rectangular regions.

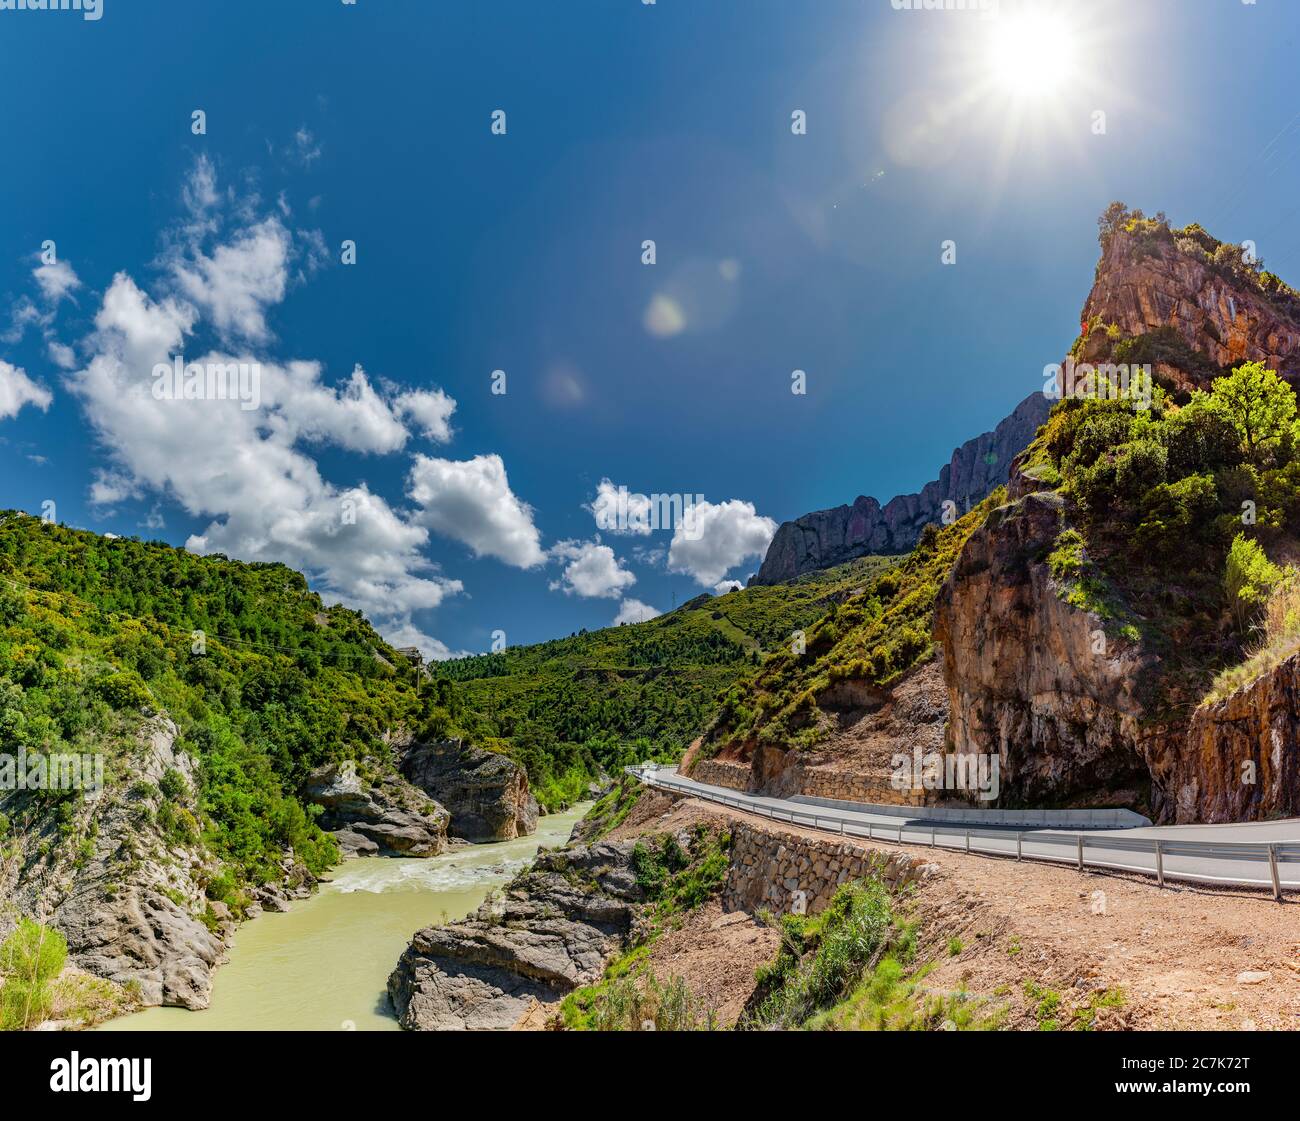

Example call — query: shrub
[1224,533,1285,634]
[0,919,67,1030]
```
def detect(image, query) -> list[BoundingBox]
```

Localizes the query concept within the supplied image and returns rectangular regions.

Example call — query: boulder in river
[400,739,539,841]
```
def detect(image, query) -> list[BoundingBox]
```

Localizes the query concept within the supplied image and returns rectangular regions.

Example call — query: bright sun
[988,12,1077,98]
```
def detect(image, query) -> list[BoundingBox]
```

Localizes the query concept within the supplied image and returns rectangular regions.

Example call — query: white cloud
[713,580,743,594]
[380,620,464,663]
[549,538,636,599]
[407,453,545,568]
[668,498,777,587]
[613,597,661,625]
[264,362,410,455]
[397,388,456,443]
[588,478,652,536]
[171,215,290,344]
[34,258,80,304]
[64,162,468,653]
[48,341,77,370]
[0,360,52,421]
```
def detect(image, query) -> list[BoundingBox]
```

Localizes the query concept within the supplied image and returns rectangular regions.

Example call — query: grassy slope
[438,555,901,804]
[702,494,1004,756]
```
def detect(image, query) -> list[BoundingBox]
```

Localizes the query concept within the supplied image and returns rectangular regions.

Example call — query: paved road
[638,768,1300,894]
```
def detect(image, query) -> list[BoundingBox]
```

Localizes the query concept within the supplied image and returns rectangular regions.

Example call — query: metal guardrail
[625,765,1300,899]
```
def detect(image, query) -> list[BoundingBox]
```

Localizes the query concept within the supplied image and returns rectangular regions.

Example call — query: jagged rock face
[933,492,1156,809]
[1083,229,1300,387]
[1147,654,1300,823]
[387,840,646,1030]
[305,762,449,857]
[752,391,1051,585]
[3,718,227,1010]
[400,739,539,841]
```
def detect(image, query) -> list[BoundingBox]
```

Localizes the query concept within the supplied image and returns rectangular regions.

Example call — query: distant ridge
[750,391,1051,585]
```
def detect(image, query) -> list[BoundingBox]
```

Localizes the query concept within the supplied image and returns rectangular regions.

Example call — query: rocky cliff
[1082,223,1300,391]
[2,718,231,1009]
[1149,653,1300,823]
[932,210,1300,822]
[305,763,450,857]
[933,491,1157,810]
[751,391,1052,585]
[400,739,539,841]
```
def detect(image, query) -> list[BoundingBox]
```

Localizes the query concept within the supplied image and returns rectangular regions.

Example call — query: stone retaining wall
[688,759,750,792]
[722,822,930,916]
[799,768,917,806]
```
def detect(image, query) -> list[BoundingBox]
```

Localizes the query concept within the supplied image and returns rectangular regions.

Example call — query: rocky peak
[751,390,1051,585]
[1080,218,1300,392]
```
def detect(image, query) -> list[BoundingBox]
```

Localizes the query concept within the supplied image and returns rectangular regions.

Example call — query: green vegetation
[559,824,731,1030]
[742,877,1002,1031]
[704,495,1003,754]
[0,503,894,916]
[560,964,716,1032]
[577,774,644,841]
[0,513,441,889]
[1018,358,1300,708]
[437,555,899,788]
[0,918,66,1030]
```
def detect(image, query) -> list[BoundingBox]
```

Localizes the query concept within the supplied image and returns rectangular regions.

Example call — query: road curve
[634,766,1300,895]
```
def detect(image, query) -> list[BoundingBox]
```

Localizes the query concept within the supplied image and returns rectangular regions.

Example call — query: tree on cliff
[1208,361,1296,461]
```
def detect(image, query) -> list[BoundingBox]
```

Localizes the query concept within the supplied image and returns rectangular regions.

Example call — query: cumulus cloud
[34,258,81,304]
[171,215,290,345]
[0,360,52,421]
[587,478,652,536]
[396,388,456,443]
[62,159,468,652]
[668,498,777,587]
[613,597,661,626]
[549,539,636,599]
[407,453,545,568]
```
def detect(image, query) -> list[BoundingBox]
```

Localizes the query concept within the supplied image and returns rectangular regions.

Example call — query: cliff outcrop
[751,391,1051,585]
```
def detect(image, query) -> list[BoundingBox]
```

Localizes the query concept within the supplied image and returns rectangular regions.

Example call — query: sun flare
[988,11,1077,98]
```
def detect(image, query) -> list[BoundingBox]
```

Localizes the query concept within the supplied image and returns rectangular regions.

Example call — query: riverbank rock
[1,717,227,1009]
[306,762,450,857]
[387,839,648,1029]
[400,739,539,840]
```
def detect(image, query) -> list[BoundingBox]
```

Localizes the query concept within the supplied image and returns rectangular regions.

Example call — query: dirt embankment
[611,790,1300,1030]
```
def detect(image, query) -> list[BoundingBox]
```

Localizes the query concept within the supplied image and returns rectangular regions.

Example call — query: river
[100,804,590,1031]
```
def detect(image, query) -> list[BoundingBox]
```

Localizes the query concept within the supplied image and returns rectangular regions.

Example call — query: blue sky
[3,0,1300,656]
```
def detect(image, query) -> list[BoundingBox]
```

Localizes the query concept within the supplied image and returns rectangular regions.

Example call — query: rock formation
[306,762,449,857]
[751,390,1052,585]
[388,838,647,1029]
[3,718,229,1009]
[1082,226,1300,391]
[933,490,1157,810]
[933,216,1300,822]
[400,739,539,840]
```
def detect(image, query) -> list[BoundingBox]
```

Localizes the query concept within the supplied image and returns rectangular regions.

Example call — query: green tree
[1224,533,1284,634]
[1209,361,1296,461]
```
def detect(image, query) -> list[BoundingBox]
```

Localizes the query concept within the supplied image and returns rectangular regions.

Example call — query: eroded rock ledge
[387,839,649,1030]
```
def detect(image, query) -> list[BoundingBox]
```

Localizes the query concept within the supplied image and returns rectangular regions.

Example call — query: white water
[100,805,589,1032]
